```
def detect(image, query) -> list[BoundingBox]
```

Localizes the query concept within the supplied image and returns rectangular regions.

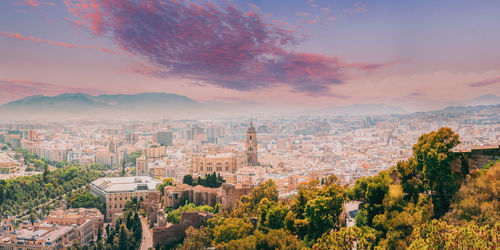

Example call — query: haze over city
[0,1,499,250]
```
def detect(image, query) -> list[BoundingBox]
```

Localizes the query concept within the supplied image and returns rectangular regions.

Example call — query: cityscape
[1,0,499,249]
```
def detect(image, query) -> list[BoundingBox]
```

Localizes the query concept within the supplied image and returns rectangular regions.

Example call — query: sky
[0,0,499,111]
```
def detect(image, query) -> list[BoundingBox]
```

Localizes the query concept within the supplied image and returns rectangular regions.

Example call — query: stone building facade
[164,183,251,210]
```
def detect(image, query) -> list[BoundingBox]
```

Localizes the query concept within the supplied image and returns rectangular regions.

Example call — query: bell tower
[246,121,258,166]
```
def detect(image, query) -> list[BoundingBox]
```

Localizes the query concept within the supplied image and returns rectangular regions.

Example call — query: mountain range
[0,93,499,120]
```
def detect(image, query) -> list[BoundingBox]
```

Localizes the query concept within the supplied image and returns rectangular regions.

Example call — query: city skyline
[1,0,500,112]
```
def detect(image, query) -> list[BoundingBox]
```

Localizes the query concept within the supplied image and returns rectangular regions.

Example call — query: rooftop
[91,176,161,193]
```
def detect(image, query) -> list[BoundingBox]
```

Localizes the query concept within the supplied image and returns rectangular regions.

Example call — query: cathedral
[246,121,258,166]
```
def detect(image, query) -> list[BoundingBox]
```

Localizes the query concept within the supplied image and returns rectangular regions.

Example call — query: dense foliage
[0,165,104,219]
[165,202,215,224]
[182,173,225,188]
[65,189,105,214]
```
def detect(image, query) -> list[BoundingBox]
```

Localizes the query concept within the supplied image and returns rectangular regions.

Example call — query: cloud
[64,0,390,95]
[247,3,260,10]
[17,0,54,8]
[209,96,261,105]
[295,12,311,17]
[468,77,500,87]
[0,31,119,54]
[299,19,318,24]
[0,79,108,104]
[346,2,367,15]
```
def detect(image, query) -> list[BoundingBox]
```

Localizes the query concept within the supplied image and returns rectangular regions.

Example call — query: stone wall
[164,183,251,210]
[451,146,500,172]
[152,211,213,246]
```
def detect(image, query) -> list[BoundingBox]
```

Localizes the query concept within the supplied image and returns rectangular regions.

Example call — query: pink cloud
[64,0,391,95]
[0,31,120,54]
[468,77,500,87]
[247,3,260,10]
[18,0,54,8]
[299,19,318,24]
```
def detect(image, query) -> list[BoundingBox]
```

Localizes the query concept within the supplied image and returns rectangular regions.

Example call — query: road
[140,216,153,250]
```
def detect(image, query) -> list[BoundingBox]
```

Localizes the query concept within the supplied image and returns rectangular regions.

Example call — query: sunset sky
[1,0,499,111]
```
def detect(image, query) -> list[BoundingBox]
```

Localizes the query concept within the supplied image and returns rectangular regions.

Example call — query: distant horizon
[1,91,499,114]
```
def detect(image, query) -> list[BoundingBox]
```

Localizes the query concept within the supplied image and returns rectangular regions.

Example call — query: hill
[0,93,201,120]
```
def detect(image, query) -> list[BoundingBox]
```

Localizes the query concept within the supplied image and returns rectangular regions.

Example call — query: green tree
[157,178,174,194]
[213,217,254,244]
[398,127,461,218]
[118,225,128,250]
[305,194,344,238]
[183,175,194,186]
[182,226,211,250]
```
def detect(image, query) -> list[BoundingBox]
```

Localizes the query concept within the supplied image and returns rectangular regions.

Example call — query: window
[200,166,204,171]
[217,167,222,171]
[250,135,252,140]
[225,166,229,171]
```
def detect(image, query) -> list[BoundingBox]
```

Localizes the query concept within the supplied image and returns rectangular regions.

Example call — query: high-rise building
[246,122,258,166]
[154,131,173,146]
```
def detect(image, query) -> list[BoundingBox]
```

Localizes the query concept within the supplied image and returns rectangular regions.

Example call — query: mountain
[322,103,407,116]
[0,93,201,120]
[463,94,500,106]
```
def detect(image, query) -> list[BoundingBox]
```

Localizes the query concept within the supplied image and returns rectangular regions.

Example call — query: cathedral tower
[246,121,258,166]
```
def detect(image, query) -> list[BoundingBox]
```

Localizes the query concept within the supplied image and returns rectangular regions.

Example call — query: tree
[444,162,500,226]
[305,195,344,238]
[313,226,379,250]
[97,225,102,243]
[398,127,461,217]
[67,190,105,213]
[183,175,194,186]
[267,203,289,230]
[409,220,497,249]
[213,217,254,244]
[182,226,211,250]
[127,150,142,165]
[118,225,128,250]
[157,178,174,194]
[249,180,278,211]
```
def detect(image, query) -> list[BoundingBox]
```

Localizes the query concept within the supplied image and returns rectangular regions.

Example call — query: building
[90,176,161,220]
[0,225,76,249]
[0,153,18,174]
[28,130,38,141]
[164,183,251,210]
[154,131,173,146]
[95,150,114,166]
[191,152,247,176]
[136,156,147,176]
[0,208,102,249]
[246,122,258,166]
[144,144,166,159]
[45,208,104,245]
